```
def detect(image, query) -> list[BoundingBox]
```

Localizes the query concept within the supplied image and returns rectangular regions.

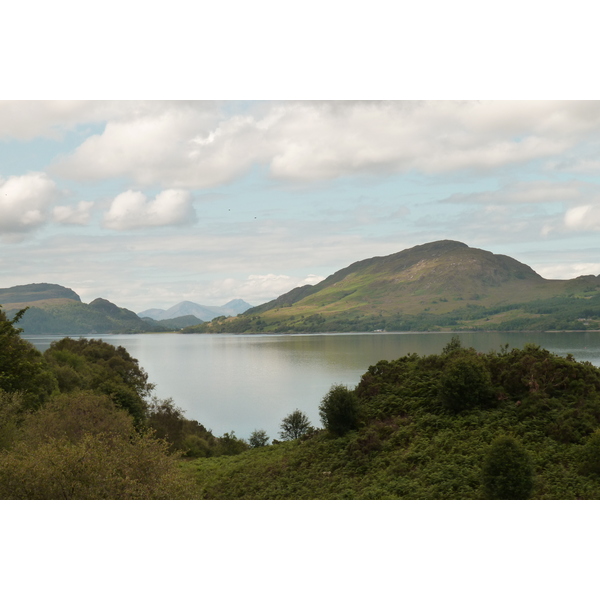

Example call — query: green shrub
[579,430,600,476]
[439,356,495,413]
[0,392,195,499]
[482,436,534,499]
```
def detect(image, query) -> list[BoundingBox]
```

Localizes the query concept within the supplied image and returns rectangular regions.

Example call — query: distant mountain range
[0,283,252,335]
[138,299,253,322]
[183,240,600,334]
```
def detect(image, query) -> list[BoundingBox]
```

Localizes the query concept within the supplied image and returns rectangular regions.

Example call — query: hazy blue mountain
[138,299,253,321]
[222,299,253,313]
[141,315,204,329]
[137,308,167,320]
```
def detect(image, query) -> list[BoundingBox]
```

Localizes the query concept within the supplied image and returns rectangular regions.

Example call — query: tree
[442,335,462,355]
[319,384,360,436]
[248,429,270,448]
[44,337,154,426]
[482,436,534,500]
[0,308,58,409]
[279,409,311,440]
[146,397,186,450]
[216,431,249,455]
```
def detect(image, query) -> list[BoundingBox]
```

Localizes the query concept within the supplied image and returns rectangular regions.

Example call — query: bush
[438,356,495,413]
[482,436,534,499]
[579,430,600,476]
[214,431,249,455]
[319,384,360,436]
[0,432,195,499]
[0,392,195,499]
[19,392,133,445]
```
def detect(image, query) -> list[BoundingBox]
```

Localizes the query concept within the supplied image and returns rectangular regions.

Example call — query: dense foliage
[187,338,600,499]
[44,337,154,426]
[481,436,534,499]
[0,392,195,499]
[0,309,58,409]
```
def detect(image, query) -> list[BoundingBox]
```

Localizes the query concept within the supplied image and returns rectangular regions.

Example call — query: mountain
[221,299,253,314]
[0,284,170,335]
[141,315,204,329]
[183,240,600,334]
[138,299,253,322]
[0,282,254,335]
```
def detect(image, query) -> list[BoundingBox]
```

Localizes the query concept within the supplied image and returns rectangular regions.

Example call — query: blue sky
[2,100,600,312]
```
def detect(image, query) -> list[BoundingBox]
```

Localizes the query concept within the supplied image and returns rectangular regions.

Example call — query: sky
[2,100,600,313]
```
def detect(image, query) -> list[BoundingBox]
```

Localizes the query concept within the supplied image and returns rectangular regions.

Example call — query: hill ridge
[187,240,600,334]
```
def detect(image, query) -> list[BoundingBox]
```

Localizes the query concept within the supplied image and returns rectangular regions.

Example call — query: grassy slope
[183,344,600,499]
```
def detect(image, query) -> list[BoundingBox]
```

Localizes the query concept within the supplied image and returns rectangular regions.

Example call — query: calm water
[24,331,600,440]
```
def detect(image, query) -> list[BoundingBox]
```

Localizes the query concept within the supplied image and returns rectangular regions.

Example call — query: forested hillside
[0,283,172,334]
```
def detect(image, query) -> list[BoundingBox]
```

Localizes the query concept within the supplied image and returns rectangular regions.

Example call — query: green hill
[0,283,81,304]
[0,283,168,335]
[184,240,600,333]
[183,340,600,499]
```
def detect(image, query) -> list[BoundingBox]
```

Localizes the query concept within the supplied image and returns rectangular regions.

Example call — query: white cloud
[0,172,60,234]
[536,263,600,279]
[51,103,238,187]
[103,189,196,230]
[52,201,94,225]
[49,101,600,189]
[0,100,214,141]
[564,205,600,231]
[265,101,572,180]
